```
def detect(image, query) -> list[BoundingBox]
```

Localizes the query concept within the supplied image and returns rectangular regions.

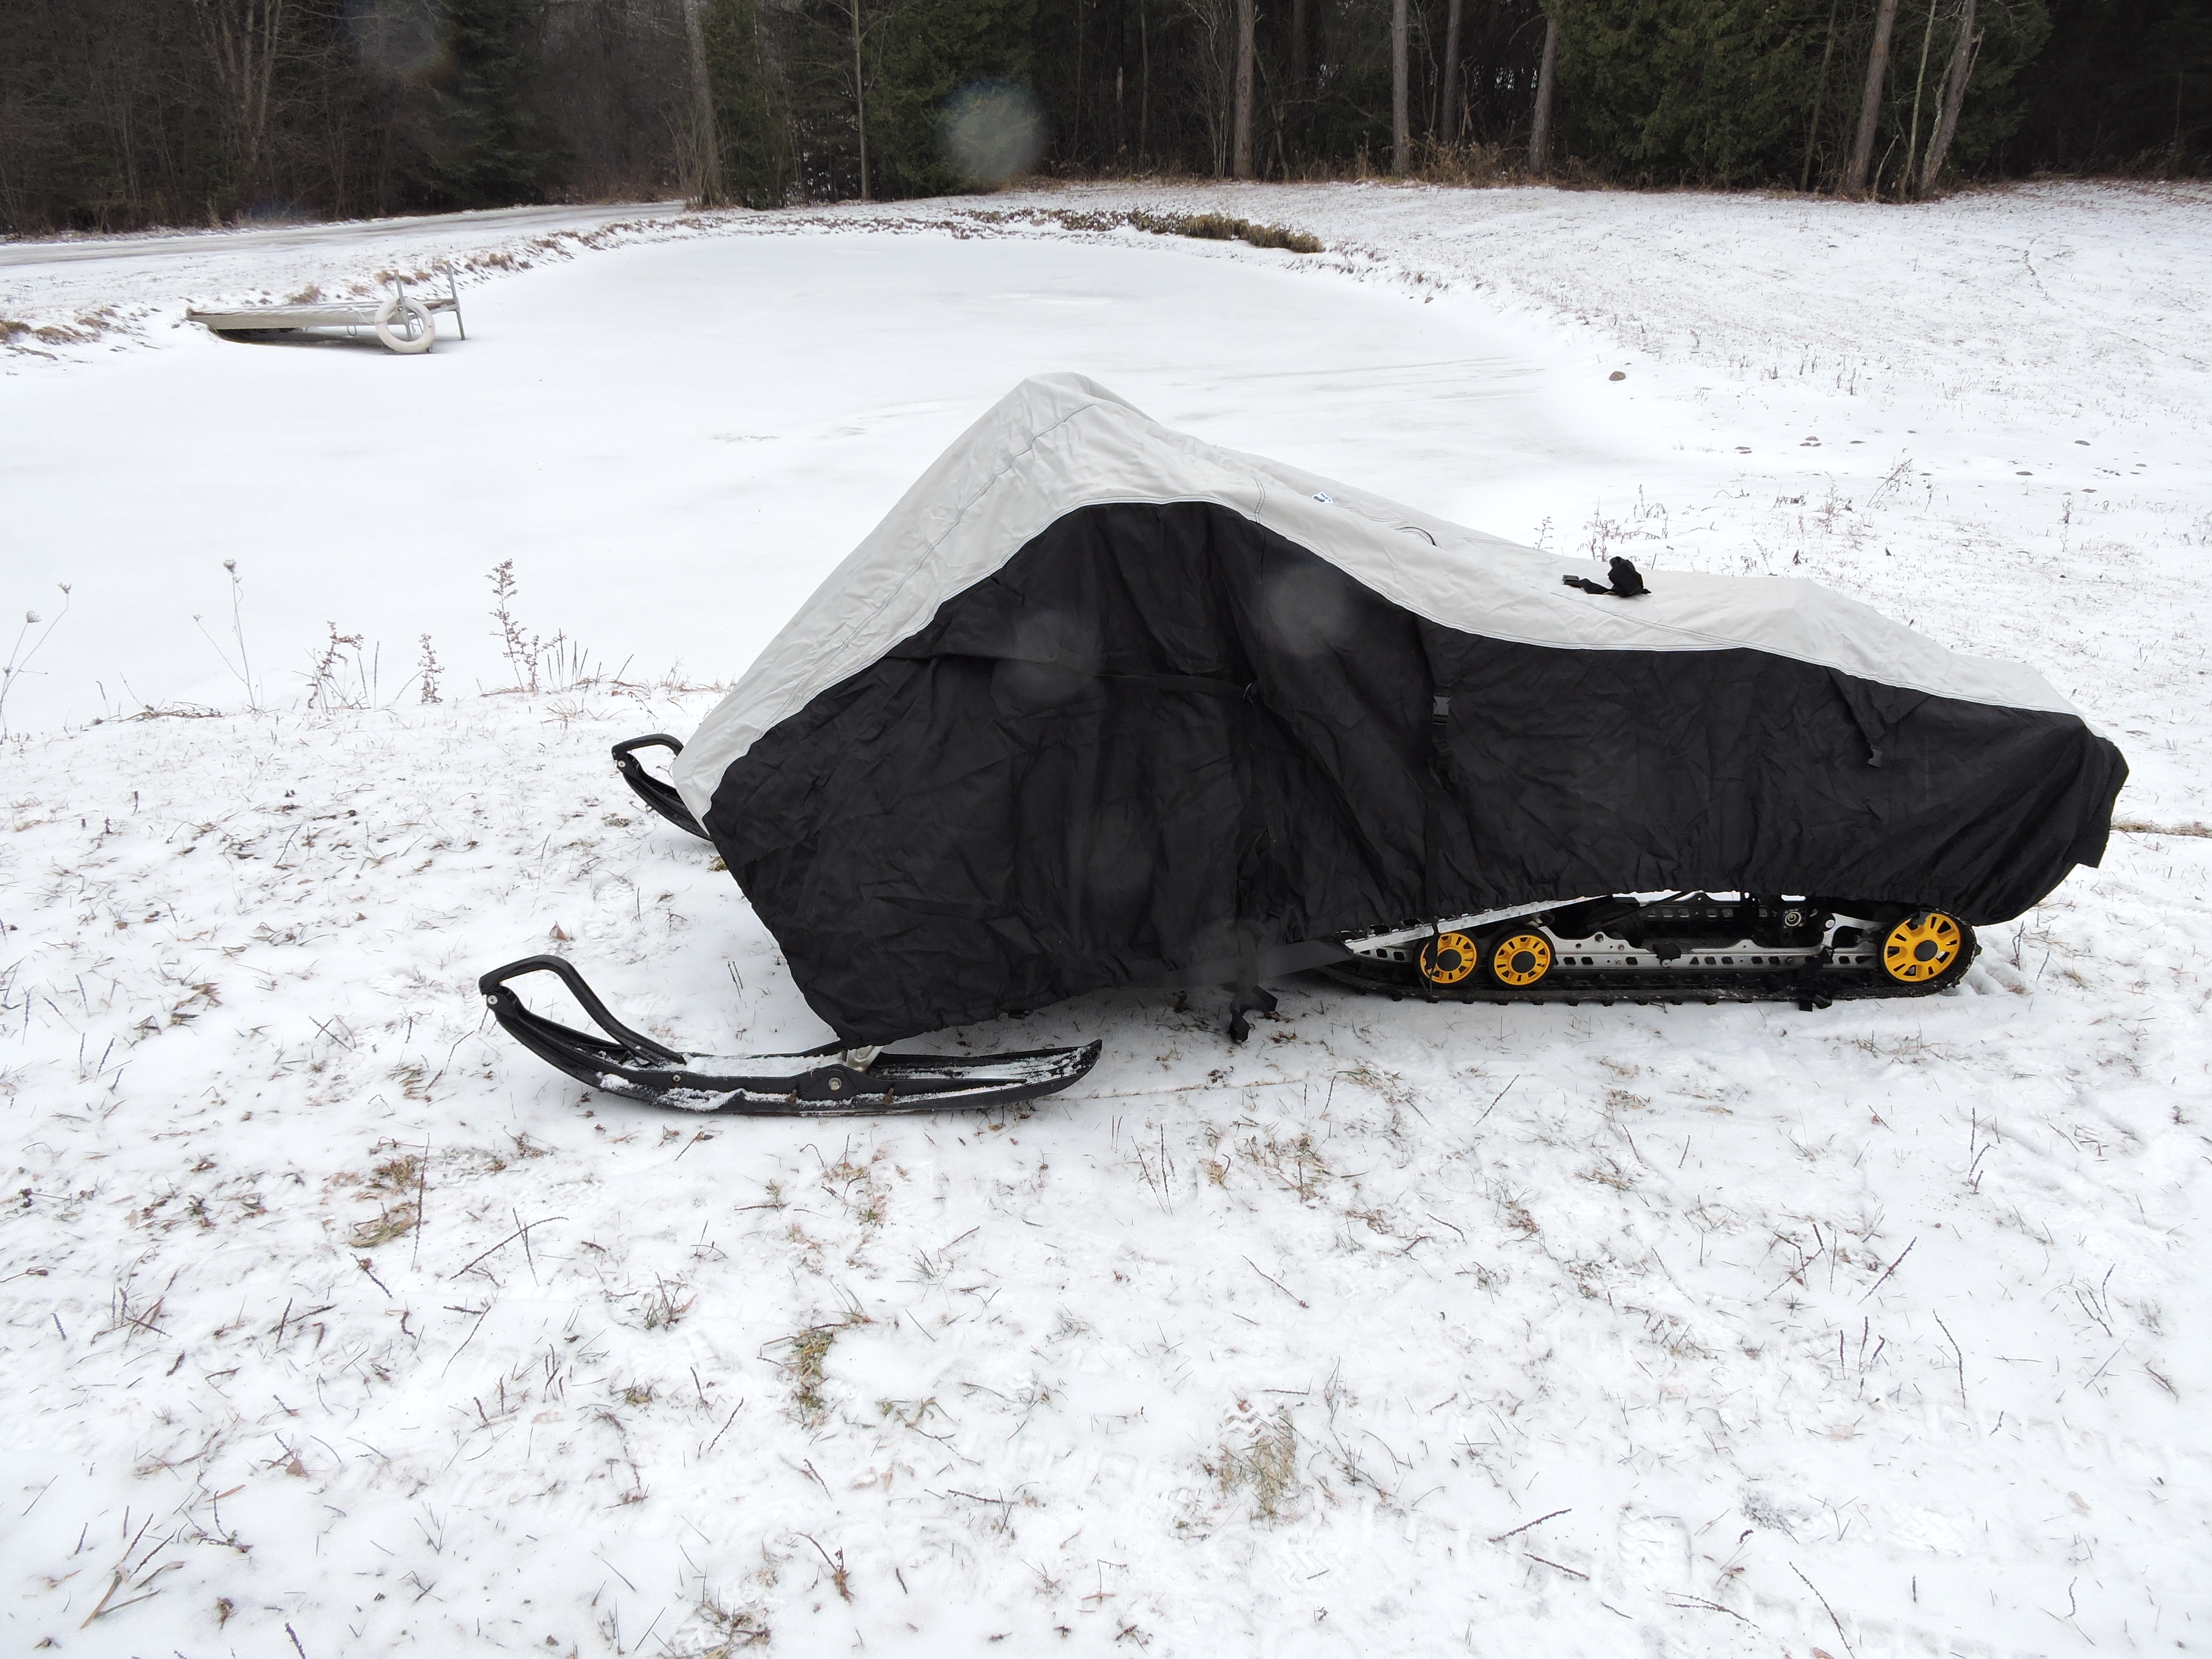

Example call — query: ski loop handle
[613,733,712,841]
[480,953,683,1065]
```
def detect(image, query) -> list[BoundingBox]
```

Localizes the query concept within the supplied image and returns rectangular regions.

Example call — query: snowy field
[2,181,2209,1657]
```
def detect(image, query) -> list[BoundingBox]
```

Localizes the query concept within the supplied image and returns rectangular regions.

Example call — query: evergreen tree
[1547,0,2050,189]
[2001,0,2207,172]
[431,0,564,207]
[870,0,1037,197]
[0,0,2200,236]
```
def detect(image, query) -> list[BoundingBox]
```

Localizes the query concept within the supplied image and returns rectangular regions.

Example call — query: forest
[2,0,2205,234]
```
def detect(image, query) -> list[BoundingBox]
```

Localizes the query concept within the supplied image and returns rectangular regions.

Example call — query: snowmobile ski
[1322,894,1977,1011]
[479,956,1102,1116]
[613,734,711,841]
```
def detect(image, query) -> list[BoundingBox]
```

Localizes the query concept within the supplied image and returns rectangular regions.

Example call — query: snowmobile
[481,375,2124,1113]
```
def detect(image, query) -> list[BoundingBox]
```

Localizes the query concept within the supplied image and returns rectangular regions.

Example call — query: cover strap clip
[1563,556,1650,599]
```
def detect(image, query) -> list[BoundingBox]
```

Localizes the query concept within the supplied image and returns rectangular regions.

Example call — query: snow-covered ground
[2,182,2208,1658]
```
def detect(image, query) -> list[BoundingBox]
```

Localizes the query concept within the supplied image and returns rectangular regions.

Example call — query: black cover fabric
[703,503,2127,1043]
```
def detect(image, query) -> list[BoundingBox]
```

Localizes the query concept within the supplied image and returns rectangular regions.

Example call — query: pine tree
[433,0,561,208]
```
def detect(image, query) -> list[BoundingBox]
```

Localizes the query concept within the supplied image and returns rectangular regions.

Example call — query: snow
[3,181,2209,1657]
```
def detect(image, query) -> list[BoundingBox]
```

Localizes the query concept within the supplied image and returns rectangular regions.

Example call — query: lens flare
[938,82,1047,189]
[345,0,444,77]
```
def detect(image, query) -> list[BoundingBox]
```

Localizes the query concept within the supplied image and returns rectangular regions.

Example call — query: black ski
[479,956,1101,1116]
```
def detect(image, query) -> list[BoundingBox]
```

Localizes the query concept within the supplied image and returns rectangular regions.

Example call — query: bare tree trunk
[251,0,280,190]
[1441,0,1465,142]
[1140,0,1151,164]
[1291,0,1308,86]
[850,0,868,199]
[1918,0,1978,193]
[1233,0,1255,176]
[1528,5,1560,176]
[189,0,291,202]
[681,0,724,205]
[1391,0,1409,175]
[1901,0,1939,195]
[1800,0,1839,191]
[1843,0,1902,195]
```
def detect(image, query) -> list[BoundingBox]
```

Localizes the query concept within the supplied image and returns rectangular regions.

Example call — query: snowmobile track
[1315,947,1981,1010]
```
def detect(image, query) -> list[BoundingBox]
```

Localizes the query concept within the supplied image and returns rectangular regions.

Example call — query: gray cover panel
[674,373,2076,821]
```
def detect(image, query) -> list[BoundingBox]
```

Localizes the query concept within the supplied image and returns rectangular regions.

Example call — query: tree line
[1,0,2203,235]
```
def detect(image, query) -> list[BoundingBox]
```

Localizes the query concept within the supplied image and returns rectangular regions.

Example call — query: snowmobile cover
[671,374,2125,1045]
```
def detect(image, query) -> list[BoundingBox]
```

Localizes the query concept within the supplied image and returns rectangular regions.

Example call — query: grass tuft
[346,1153,423,1246]
[1129,209,1324,254]
[691,1589,771,1652]
[1206,1408,1301,1520]
[765,1314,866,1426]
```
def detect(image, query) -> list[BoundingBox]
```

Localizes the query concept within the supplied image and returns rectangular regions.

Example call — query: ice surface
[1,183,2208,1656]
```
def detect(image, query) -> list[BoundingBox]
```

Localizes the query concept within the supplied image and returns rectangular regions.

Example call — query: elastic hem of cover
[1151,937,1356,989]
[478,955,1102,1116]
[613,734,712,841]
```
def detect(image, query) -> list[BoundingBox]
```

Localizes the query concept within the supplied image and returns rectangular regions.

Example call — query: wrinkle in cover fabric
[704,502,2126,1044]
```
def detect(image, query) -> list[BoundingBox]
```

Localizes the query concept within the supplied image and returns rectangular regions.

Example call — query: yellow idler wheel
[1418,931,1480,986]
[1488,932,1554,988]
[1882,911,1963,984]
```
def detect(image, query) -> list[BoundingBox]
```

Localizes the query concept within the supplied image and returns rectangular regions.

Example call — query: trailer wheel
[373,295,436,354]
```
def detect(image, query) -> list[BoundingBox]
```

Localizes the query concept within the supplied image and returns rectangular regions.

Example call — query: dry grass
[686,1591,771,1653]
[765,1315,866,1426]
[1130,208,1324,253]
[1207,1408,1302,1521]
[636,1276,695,1331]
[1236,1127,1330,1201]
[955,202,1326,255]
[343,1151,423,1247]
